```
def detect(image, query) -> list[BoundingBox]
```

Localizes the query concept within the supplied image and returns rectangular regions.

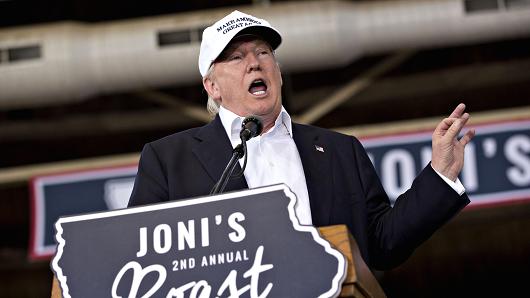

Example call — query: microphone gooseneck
[210,116,262,195]
[235,116,262,178]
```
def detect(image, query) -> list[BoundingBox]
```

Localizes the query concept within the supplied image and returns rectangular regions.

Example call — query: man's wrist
[431,164,466,195]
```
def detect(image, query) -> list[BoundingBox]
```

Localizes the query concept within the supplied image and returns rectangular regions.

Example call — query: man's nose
[246,54,261,72]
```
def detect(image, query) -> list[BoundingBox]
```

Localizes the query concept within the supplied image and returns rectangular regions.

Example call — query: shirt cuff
[431,165,466,196]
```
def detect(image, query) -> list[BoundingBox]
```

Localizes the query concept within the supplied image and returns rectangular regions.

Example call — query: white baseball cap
[198,10,282,77]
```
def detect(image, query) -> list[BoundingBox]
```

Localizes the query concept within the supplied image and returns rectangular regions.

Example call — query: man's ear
[203,77,221,102]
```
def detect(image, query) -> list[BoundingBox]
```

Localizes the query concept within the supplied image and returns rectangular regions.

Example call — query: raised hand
[431,103,476,181]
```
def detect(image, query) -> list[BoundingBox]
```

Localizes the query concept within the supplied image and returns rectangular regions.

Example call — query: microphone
[240,116,263,142]
[210,116,262,195]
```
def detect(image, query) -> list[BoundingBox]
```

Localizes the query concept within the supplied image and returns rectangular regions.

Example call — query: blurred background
[1,0,529,297]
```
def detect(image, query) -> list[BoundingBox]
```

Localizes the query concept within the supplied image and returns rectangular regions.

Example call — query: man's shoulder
[292,122,358,141]
[146,118,222,155]
[150,126,201,147]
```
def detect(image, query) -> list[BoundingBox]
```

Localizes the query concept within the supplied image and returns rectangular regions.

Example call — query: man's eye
[229,55,242,61]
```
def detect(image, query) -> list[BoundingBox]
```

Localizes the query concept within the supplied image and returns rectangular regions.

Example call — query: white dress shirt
[218,106,466,225]
[433,167,466,195]
[219,106,313,225]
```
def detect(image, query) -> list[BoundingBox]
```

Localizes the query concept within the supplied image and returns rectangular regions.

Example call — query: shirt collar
[218,105,293,143]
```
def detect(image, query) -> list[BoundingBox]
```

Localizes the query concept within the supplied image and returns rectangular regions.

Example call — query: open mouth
[248,79,267,96]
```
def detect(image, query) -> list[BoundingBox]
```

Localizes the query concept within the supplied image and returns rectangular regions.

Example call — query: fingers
[445,112,470,140]
[435,104,475,146]
[434,113,470,140]
[459,129,476,146]
[434,114,467,135]
[448,103,466,118]
[435,103,467,135]
[434,117,455,136]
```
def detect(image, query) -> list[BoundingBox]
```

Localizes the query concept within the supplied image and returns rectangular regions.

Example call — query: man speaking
[128,10,475,270]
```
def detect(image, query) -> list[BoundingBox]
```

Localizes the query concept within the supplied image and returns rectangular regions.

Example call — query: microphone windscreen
[240,116,263,141]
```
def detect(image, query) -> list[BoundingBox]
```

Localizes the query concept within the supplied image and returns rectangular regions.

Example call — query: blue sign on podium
[51,184,346,298]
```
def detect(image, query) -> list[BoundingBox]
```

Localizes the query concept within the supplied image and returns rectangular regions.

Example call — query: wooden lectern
[318,225,386,298]
[51,225,386,298]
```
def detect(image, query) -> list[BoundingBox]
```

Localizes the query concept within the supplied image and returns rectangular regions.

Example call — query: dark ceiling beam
[289,57,530,111]
[343,57,530,106]
[335,105,530,138]
[0,108,196,141]
[293,51,415,124]
[135,90,211,123]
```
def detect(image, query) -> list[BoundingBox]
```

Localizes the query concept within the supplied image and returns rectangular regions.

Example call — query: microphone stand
[210,115,261,195]
[210,143,245,195]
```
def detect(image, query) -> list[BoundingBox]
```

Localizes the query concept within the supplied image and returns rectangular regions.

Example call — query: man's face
[203,36,282,128]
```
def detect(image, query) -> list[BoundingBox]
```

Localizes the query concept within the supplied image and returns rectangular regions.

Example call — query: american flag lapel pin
[315,145,325,153]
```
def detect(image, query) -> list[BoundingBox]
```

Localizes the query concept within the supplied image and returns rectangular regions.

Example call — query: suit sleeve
[351,136,470,269]
[128,143,169,207]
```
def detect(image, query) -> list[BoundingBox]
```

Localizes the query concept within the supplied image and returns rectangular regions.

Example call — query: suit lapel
[192,115,248,192]
[293,123,333,227]
[191,116,334,221]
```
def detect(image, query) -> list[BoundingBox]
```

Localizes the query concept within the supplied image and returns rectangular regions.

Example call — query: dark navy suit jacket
[128,115,469,270]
